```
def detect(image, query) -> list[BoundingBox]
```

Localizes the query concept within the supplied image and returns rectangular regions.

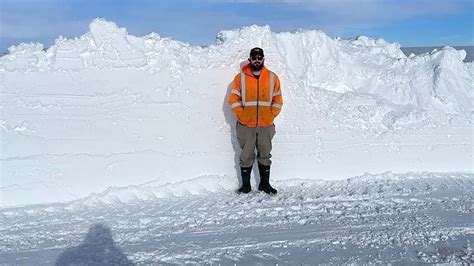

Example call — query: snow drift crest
[1,18,471,118]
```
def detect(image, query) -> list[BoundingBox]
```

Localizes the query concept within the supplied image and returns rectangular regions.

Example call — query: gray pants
[236,122,276,167]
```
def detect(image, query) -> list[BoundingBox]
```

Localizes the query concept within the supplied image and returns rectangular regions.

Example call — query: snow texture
[1,172,472,264]
[0,18,472,208]
[0,19,473,263]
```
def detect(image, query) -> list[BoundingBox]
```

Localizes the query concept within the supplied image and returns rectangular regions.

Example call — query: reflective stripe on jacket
[228,64,283,127]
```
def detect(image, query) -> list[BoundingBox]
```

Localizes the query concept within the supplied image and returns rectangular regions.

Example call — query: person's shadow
[56,223,135,266]
[222,60,260,190]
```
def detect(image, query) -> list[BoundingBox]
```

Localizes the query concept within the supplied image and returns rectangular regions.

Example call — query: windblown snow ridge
[68,172,474,207]
[1,18,472,117]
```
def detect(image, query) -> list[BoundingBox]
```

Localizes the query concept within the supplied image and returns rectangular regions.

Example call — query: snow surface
[0,18,473,264]
[0,18,472,208]
[402,46,474,63]
[1,172,472,264]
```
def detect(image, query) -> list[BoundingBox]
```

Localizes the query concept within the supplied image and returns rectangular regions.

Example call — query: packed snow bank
[67,172,473,208]
[0,18,472,207]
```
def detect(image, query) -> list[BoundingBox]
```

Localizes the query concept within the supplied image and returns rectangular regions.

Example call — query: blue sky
[0,0,473,52]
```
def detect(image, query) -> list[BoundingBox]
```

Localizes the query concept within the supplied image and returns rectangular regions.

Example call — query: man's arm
[228,74,244,119]
[271,74,283,117]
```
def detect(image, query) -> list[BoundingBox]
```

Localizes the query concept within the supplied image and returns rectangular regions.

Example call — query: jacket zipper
[256,76,259,127]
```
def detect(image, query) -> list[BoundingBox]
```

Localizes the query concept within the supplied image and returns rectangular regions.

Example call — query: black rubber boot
[238,166,252,194]
[258,163,277,194]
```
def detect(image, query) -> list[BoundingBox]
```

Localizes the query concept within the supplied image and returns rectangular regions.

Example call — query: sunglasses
[250,55,264,61]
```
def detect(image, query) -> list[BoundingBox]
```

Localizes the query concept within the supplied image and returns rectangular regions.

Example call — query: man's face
[249,55,264,70]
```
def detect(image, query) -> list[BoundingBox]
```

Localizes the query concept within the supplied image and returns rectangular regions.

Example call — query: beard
[250,61,264,71]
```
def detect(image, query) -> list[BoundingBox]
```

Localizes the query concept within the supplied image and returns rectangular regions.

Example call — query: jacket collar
[242,63,269,77]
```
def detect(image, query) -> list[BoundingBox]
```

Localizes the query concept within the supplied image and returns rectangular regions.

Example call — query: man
[228,47,283,194]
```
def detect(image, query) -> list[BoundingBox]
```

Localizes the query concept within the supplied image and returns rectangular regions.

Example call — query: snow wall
[1,19,472,207]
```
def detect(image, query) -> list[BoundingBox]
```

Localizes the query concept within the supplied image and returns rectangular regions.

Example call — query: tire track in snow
[0,173,472,264]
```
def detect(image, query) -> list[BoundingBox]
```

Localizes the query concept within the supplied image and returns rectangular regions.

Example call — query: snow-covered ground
[0,18,472,264]
[1,172,472,264]
[1,19,472,207]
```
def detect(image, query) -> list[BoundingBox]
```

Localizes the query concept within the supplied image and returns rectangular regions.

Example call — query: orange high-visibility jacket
[228,64,283,127]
